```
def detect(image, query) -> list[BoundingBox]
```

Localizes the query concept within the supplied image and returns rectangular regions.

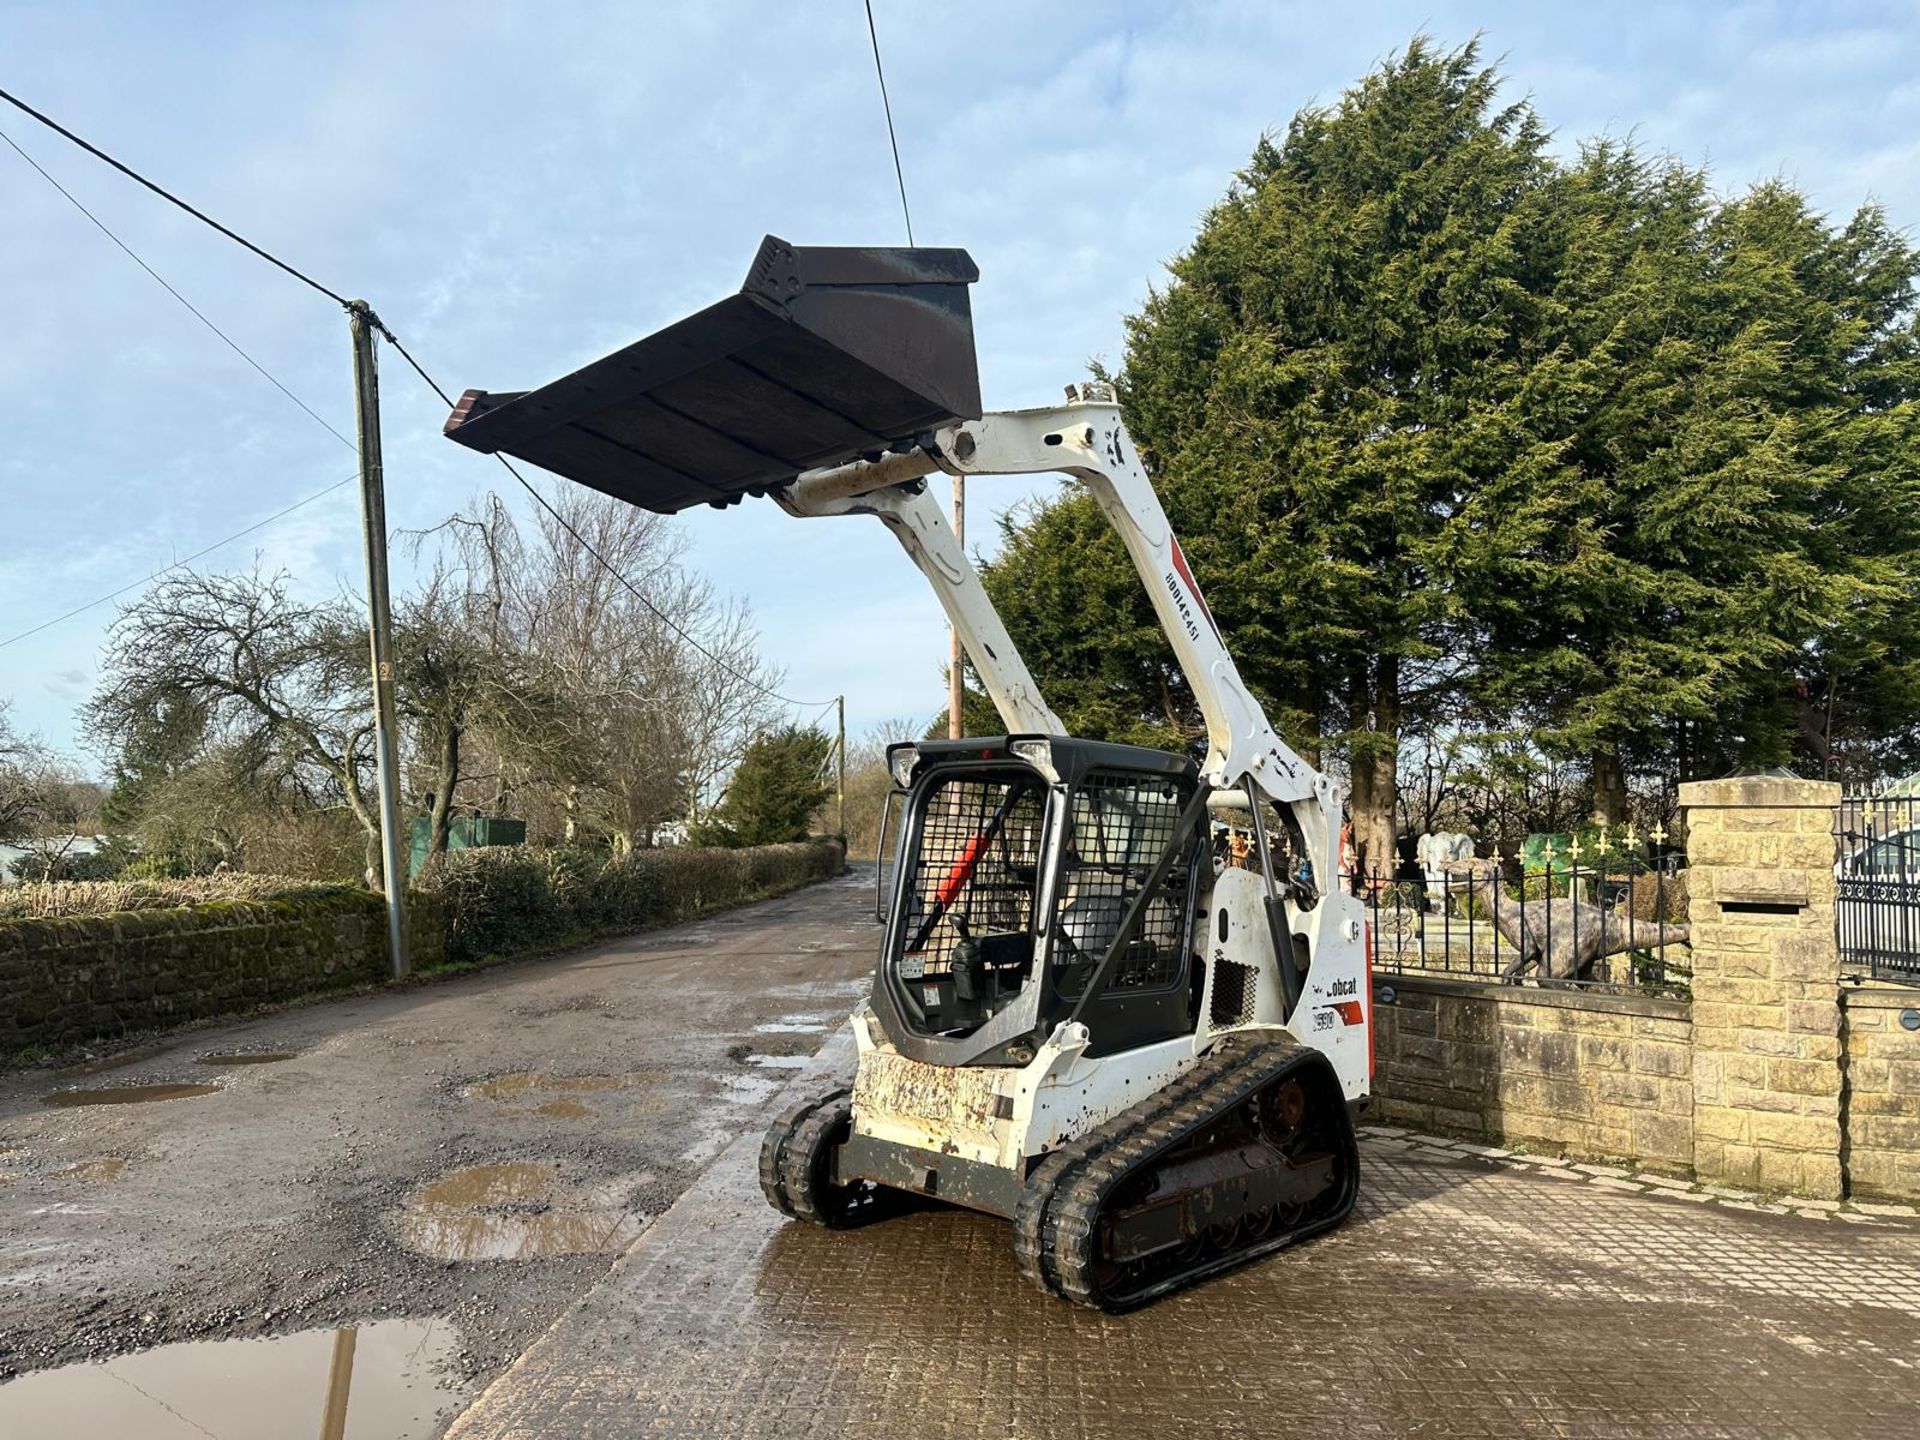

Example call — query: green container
[1519,832,1575,878]
[408,814,527,878]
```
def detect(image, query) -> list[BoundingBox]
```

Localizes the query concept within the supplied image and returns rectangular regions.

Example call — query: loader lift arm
[777,390,1342,897]
[439,234,1327,863]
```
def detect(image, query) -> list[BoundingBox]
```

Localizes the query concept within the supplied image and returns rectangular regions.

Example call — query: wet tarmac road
[0,867,878,1433]
[449,1035,1920,1440]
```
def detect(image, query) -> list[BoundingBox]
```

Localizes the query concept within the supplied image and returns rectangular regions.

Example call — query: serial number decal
[1163,570,1203,642]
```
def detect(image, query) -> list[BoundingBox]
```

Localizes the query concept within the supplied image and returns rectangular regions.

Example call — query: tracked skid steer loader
[445,237,1372,1311]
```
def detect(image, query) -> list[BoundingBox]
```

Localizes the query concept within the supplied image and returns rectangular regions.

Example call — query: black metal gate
[1835,792,1920,984]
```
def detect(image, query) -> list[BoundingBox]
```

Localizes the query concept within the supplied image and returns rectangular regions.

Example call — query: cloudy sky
[3,1,1917,768]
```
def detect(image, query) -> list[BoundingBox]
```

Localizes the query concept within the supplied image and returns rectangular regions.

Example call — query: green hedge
[414,839,845,966]
[2,840,840,1058]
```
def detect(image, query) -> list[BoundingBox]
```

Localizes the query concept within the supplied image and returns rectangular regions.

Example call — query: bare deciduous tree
[431,489,786,851]
[840,716,926,860]
[86,566,568,880]
[0,703,106,878]
[394,572,571,859]
[0,701,43,843]
[85,571,385,873]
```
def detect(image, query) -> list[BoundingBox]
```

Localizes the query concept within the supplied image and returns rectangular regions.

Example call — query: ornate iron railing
[1835,792,1920,986]
[1343,831,1691,997]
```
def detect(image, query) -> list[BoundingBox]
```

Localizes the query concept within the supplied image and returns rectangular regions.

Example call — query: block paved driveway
[447,1037,1920,1440]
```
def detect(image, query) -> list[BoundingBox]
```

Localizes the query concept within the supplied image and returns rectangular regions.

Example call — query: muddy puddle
[388,1162,647,1262]
[196,1051,295,1066]
[0,1317,459,1439]
[40,1082,220,1108]
[717,1074,783,1105]
[53,1041,172,1077]
[470,1071,620,1101]
[51,1156,127,1182]
[636,929,714,948]
[463,1069,661,1122]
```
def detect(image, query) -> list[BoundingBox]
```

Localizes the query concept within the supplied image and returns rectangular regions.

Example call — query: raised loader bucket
[443,235,981,513]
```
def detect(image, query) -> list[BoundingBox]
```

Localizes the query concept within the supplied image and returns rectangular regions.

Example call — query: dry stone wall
[0,838,839,1057]
[0,890,401,1052]
[1373,978,1693,1170]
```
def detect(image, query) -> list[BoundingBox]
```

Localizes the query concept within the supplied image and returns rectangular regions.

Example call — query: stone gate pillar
[1678,777,1844,1199]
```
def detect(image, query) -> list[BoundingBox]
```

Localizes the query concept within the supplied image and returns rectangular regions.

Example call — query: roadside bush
[416,838,843,965]
[121,852,200,881]
[539,848,608,928]
[0,873,340,920]
[416,848,561,964]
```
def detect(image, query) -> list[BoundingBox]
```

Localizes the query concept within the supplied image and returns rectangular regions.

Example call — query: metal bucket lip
[443,234,982,514]
[743,234,979,294]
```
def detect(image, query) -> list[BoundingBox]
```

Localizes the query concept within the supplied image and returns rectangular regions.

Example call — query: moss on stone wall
[0,890,393,1052]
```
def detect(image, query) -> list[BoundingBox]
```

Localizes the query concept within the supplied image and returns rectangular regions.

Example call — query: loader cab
[875,736,1205,1068]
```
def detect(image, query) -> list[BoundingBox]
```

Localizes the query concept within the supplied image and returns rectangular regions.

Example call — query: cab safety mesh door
[899,771,1047,981]
[1053,771,1193,995]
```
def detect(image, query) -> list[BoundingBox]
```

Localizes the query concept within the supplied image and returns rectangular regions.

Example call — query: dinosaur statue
[1416,830,1475,913]
[1441,856,1691,982]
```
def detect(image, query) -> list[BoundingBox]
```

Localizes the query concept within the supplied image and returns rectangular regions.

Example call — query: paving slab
[449,1042,1920,1440]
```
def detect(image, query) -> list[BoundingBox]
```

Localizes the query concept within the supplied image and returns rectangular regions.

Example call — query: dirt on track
[0,867,879,1409]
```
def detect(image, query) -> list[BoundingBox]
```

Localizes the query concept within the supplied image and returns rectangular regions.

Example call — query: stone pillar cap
[1677,777,1841,809]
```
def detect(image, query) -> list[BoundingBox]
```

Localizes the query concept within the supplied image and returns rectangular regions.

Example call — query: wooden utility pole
[948,475,965,739]
[348,301,410,978]
[835,694,847,840]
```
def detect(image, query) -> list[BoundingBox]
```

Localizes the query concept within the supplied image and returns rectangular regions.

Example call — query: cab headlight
[1010,737,1057,781]
[887,743,919,790]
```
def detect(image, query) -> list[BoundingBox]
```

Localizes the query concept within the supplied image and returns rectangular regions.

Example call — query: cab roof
[903,735,1197,787]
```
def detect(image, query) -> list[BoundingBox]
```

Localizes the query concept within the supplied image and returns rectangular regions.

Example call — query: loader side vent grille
[1054,771,1195,997]
[1209,960,1258,1028]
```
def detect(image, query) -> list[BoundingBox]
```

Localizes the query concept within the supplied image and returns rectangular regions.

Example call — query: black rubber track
[774,1092,918,1229]
[1020,1034,1358,1311]
[1011,1034,1260,1295]
[758,1087,848,1219]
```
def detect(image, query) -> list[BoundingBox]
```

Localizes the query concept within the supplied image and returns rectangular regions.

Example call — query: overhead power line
[0,475,355,653]
[0,124,353,451]
[861,0,915,246]
[0,84,347,305]
[2,81,835,712]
